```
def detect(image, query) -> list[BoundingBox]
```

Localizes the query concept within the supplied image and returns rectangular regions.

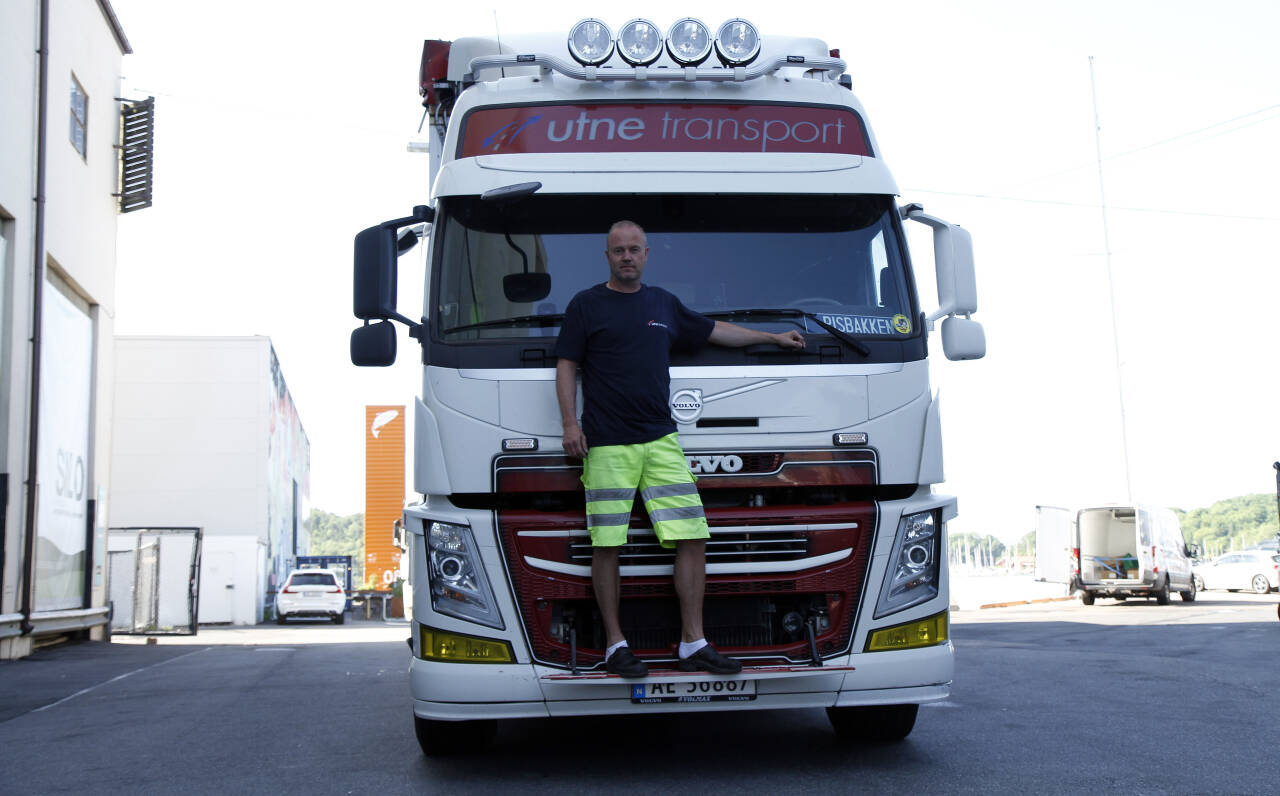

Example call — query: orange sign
[365,406,405,590]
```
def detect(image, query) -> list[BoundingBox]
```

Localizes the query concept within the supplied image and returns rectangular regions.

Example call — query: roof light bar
[568,18,614,66]
[666,18,712,66]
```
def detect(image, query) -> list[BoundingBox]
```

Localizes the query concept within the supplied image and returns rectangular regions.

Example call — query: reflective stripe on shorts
[581,433,709,548]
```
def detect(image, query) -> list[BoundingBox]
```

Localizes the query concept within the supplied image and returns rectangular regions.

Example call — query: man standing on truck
[555,220,805,677]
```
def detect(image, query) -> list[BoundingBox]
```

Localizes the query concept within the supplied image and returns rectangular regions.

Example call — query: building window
[70,74,88,159]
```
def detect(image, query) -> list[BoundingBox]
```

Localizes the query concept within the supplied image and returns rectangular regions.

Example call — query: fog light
[781,611,804,636]
[865,611,949,652]
[568,18,614,65]
[419,624,515,663]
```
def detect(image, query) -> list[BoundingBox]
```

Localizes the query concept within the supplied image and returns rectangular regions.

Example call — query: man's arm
[708,320,806,350]
[556,358,588,458]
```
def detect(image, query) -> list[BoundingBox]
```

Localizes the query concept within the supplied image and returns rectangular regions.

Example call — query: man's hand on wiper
[444,313,564,334]
[702,309,871,356]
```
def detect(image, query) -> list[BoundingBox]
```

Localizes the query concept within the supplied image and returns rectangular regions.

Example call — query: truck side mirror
[354,225,399,320]
[941,316,985,361]
[902,206,978,320]
[350,206,433,367]
[351,321,397,366]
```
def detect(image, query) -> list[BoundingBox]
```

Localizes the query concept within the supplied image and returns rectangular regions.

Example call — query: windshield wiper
[444,313,564,334]
[702,308,871,356]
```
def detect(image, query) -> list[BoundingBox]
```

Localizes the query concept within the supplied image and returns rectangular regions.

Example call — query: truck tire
[826,703,918,743]
[1080,591,1095,606]
[414,715,496,756]
[1155,578,1171,605]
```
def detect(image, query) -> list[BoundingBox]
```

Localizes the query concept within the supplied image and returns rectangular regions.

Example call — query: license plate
[630,679,756,704]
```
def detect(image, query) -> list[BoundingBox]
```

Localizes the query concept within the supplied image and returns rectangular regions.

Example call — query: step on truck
[349,17,986,755]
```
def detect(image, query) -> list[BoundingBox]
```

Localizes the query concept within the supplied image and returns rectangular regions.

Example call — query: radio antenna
[494,10,506,78]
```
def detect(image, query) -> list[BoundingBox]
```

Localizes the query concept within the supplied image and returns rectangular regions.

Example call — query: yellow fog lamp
[568,18,615,66]
[714,18,761,67]
[865,611,949,652]
[419,624,515,663]
[665,18,712,66]
[617,18,663,66]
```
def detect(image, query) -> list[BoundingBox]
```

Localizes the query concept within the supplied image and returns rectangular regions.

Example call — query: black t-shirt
[555,283,714,447]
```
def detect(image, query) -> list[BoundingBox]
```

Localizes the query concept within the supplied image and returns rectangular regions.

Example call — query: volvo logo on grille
[669,379,784,424]
[687,454,744,474]
[670,389,704,423]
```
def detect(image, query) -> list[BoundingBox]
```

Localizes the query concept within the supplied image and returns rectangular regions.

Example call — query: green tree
[308,509,364,585]
[1174,494,1279,558]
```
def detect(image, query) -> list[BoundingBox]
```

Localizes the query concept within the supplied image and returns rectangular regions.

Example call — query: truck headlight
[426,521,504,629]
[874,510,942,619]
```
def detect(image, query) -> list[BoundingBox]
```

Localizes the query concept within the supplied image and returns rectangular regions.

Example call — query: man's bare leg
[592,545,625,647]
[674,539,707,643]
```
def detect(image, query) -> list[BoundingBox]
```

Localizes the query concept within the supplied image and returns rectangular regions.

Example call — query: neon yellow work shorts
[581,432,710,549]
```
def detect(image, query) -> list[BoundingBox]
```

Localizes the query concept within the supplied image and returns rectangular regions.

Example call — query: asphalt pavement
[1,587,1276,794]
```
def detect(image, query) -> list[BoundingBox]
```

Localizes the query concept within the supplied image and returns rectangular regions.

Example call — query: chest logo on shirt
[648,320,669,329]
[669,379,785,423]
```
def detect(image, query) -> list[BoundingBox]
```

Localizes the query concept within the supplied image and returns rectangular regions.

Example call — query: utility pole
[1090,56,1133,503]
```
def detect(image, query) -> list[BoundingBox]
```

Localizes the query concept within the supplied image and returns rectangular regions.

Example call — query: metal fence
[107,527,202,635]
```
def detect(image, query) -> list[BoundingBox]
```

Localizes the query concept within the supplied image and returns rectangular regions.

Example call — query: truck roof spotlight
[714,18,761,66]
[666,18,712,66]
[568,18,615,66]
[617,18,663,66]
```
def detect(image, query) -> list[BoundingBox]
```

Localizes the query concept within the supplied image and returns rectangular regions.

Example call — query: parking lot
[2,590,1276,794]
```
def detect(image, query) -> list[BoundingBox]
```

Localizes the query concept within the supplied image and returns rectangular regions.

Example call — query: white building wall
[0,0,130,659]
[111,336,309,624]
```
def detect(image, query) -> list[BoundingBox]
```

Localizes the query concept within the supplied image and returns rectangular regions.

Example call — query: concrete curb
[978,595,1077,610]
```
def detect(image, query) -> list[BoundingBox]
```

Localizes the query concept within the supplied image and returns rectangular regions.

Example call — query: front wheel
[1180,577,1197,602]
[1193,574,1205,592]
[414,715,496,756]
[1251,575,1271,594]
[826,703,919,743]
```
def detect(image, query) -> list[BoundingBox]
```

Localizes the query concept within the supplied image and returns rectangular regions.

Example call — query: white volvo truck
[350,18,986,755]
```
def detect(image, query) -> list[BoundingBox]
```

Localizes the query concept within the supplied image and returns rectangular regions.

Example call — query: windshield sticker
[806,314,912,336]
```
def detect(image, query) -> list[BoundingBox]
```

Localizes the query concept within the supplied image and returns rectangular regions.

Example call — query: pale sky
[111,1,1280,544]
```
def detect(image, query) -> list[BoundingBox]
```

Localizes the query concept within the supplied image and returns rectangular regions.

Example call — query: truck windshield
[434,193,916,341]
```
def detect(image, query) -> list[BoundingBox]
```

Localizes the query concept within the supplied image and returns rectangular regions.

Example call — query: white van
[1072,505,1197,605]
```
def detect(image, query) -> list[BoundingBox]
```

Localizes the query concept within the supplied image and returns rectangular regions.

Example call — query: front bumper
[409,640,953,720]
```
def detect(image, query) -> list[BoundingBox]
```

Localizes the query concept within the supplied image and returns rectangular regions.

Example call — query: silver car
[1193,550,1280,594]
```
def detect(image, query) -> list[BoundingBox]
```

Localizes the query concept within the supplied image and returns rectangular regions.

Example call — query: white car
[276,569,347,623]
[1193,551,1280,594]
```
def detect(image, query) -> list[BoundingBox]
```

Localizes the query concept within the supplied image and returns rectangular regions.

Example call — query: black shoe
[678,644,742,674]
[605,646,649,678]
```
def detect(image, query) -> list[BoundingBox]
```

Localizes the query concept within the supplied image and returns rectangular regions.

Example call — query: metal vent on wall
[117,97,154,213]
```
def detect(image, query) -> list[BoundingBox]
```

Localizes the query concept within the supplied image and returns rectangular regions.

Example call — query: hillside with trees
[1175,494,1279,557]
[309,509,364,585]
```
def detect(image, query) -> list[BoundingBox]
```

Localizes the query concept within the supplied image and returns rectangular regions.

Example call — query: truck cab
[349,18,984,754]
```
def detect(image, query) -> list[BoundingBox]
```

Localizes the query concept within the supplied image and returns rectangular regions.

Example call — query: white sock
[606,640,629,658]
[679,638,708,658]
